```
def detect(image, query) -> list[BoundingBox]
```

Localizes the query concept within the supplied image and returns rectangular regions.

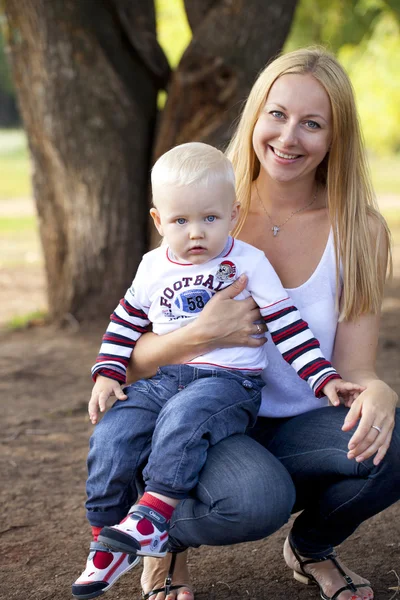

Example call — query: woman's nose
[278,121,297,145]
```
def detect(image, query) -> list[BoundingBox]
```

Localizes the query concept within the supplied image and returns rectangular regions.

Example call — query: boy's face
[150,181,240,264]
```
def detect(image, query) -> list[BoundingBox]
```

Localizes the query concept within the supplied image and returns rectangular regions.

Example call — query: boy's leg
[144,368,263,496]
[99,366,263,557]
[73,372,178,599]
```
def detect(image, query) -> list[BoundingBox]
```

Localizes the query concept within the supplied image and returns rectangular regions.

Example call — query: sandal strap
[142,552,190,599]
[142,584,184,600]
[289,534,359,596]
[330,583,370,600]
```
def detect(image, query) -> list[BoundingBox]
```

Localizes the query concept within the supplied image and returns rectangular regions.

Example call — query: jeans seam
[276,448,350,460]
[294,468,372,550]
[323,476,371,522]
[169,482,219,533]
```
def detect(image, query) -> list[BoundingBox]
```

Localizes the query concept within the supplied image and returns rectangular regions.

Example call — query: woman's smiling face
[252,73,333,184]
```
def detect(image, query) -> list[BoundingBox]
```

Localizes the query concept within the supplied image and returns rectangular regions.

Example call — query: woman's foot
[141,551,194,600]
[283,538,373,600]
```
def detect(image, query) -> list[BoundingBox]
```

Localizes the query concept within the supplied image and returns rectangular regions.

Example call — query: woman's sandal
[288,535,371,600]
[142,553,194,600]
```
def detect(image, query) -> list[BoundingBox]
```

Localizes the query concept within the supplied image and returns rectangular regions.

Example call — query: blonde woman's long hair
[227,47,391,321]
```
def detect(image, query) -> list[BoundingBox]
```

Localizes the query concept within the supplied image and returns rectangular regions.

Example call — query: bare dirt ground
[0,203,399,600]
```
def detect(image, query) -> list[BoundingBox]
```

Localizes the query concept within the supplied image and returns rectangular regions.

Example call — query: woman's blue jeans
[166,406,400,557]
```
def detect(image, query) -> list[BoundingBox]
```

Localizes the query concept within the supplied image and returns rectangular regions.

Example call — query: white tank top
[259,230,341,417]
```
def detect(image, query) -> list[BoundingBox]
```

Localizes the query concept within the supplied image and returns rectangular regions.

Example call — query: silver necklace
[255,182,317,237]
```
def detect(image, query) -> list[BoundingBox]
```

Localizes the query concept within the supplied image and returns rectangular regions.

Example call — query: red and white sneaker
[71,541,140,599]
[98,504,169,558]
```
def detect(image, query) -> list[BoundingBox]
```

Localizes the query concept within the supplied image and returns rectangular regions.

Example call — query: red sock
[91,526,102,542]
[139,492,175,521]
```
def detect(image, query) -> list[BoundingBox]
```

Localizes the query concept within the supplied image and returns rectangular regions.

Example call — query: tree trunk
[150,0,298,248]
[4,0,169,321]
[154,0,298,156]
[4,0,297,322]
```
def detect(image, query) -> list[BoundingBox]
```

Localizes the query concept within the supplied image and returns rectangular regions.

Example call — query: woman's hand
[342,380,398,465]
[127,274,266,384]
[193,274,267,350]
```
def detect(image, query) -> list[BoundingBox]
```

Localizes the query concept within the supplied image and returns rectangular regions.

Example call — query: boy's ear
[150,208,164,236]
[230,202,241,229]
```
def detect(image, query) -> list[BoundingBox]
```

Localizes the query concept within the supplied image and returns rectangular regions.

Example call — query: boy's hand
[323,378,366,408]
[88,375,128,424]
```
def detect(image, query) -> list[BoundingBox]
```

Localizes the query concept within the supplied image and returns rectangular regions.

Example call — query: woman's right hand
[193,274,267,351]
[128,274,266,384]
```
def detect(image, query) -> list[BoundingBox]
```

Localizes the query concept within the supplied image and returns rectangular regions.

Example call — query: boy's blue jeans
[86,364,263,527]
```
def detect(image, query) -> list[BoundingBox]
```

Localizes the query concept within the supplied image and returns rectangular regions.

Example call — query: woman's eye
[270,110,284,119]
[205,215,216,222]
[176,218,186,225]
[305,120,320,129]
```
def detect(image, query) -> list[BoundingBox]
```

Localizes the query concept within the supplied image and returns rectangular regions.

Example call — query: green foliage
[155,0,191,107]
[339,12,400,154]
[0,19,14,95]
[286,0,400,156]
[286,0,389,53]
[155,0,191,67]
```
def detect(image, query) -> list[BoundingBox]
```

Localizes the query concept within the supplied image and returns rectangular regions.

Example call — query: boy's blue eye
[176,218,186,225]
[205,215,216,222]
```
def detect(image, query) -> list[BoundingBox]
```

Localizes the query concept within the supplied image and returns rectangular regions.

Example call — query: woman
[129,48,399,600]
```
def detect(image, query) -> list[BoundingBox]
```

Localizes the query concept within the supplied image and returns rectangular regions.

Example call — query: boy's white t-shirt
[93,236,339,398]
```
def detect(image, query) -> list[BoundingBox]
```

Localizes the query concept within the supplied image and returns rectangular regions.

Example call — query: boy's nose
[189,225,205,239]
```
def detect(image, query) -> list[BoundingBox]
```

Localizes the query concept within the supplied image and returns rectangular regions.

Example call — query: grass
[6,310,48,331]
[0,215,41,268]
[0,129,31,199]
[0,215,36,232]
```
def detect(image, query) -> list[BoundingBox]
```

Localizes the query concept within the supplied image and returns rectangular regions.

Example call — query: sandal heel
[293,570,312,585]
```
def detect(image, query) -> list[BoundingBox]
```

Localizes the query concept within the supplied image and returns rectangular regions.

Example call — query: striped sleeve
[91,264,151,384]
[261,301,340,397]
[248,253,340,398]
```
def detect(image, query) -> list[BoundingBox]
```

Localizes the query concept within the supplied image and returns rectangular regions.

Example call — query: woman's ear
[150,208,164,236]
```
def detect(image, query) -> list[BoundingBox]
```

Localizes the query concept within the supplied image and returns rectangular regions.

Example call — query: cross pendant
[272,226,280,236]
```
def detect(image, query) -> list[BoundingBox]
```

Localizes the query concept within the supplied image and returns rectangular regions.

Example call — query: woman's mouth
[270,146,301,160]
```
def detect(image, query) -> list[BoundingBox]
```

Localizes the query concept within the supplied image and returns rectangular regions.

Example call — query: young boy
[72,143,362,599]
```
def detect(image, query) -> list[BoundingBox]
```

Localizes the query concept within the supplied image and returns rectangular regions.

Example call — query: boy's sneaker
[98,504,169,557]
[72,541,140,599]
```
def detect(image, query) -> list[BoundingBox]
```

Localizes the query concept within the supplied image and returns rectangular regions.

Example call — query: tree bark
[154,0,298,157]
[4,0,169,321]
[3,0,297,322]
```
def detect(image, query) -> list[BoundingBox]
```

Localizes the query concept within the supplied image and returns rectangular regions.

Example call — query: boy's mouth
[188,246,206,253]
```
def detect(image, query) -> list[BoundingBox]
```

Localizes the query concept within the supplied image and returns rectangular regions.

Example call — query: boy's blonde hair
[151,142,236,194]
[226,47,391,321]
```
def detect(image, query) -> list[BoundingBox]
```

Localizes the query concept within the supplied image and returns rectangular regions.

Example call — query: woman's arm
[333,311,398,466]
[332,219,397,466]
[127,275,267,383]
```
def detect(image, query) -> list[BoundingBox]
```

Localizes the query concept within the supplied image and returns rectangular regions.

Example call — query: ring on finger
[371,425,382,433]
[256,324,262,334]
